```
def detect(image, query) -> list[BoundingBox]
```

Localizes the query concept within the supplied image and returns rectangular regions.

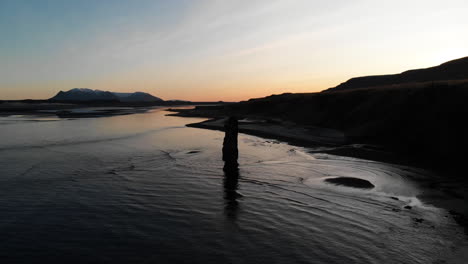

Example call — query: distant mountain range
[50,88,163,102]
[325,56,468,92]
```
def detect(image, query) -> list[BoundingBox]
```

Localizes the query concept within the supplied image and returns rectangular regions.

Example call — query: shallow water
[0,108,464,263]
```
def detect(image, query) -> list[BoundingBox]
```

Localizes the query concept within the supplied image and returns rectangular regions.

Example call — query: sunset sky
[1,0,467,101]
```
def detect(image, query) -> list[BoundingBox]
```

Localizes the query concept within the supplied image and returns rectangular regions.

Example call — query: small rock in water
[404,205,412,210]
[390,196,399,201]
[413,218,424,223]
[187,150,201,154]
[324,177,375,189]
[392,208,401,212]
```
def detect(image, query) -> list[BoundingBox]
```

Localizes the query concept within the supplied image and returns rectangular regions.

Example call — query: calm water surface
[0,108,464,263]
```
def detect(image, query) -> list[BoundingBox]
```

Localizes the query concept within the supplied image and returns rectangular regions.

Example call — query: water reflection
[0,109,462,264]
[223,166,240,220]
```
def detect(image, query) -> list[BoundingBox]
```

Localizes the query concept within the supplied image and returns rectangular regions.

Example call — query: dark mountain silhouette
[174,56,468,169]
[50,88,119,101]
[186,81,468,168]
[50,88,163,102]
[112,92,163,102]
[325,56,468,92]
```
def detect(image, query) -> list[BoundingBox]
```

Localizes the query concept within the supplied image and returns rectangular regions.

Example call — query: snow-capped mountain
[50,88,118,101]
[50,88,163,102]
[112,92,163,102]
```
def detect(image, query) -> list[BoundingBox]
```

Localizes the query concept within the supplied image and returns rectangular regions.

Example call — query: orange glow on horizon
[1,1,467,101]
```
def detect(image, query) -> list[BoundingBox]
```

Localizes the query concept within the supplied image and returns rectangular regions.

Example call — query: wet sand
[185,117,346,146]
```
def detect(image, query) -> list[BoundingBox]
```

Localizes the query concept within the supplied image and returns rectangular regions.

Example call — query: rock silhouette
[222,116,239,170]
[325,177,375,189]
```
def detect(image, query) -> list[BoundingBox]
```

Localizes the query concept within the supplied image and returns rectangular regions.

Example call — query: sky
[1,0,467,101]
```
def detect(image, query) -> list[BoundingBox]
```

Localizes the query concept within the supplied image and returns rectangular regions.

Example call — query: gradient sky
[1,0,467,101]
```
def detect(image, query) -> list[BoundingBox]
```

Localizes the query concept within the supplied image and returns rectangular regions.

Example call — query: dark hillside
[326,56,468,92]
[221,81,468,166]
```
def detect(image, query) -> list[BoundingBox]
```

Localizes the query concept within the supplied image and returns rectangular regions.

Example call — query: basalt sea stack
[222,117,239,170]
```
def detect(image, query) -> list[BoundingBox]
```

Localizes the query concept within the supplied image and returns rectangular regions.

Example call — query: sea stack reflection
[222,116,240,219]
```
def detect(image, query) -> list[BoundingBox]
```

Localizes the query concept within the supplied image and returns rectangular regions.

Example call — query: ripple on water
[0,110,465,263]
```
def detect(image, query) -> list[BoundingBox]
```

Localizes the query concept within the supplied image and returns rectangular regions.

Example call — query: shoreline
[172,112,468,237]
[171,113,420,168]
